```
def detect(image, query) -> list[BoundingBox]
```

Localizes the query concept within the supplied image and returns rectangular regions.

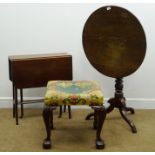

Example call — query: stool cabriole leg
[58,106,62,118]
[64,105,66,112]
[43,105,57,149]
[50,108,54,130]
[93,110,97,130]
[92,106,106,149]
[43,106,51,149]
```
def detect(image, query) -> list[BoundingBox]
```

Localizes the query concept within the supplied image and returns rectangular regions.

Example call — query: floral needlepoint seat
[44,81,104,106]
[42,80,106,150]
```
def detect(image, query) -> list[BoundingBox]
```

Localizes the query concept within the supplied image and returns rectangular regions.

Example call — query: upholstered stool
[42,80,106,149]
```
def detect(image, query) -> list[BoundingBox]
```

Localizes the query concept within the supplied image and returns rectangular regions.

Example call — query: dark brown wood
[64,105,66,112]
[14,87,18,125]
[58,106,62,118]
[20,89,24,118]
[43,105,106,149]
[107,78,137,133]
[68,105,72,119]
[43,106,57,149]
[9,53,72,88]
[85,112,94,120]
[82,6,146,78]
[83,6,147,133]
[93,110,97,130]
[18,99,44,104]
[9,53,73,125]
[58,105,72,119]
[92,106,106,149]
[86,79,137,133]
[12,83,15,118]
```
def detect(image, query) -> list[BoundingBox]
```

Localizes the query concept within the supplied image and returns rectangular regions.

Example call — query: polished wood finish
[58,105,72,119]
[42,106,56,149]
[9,53,72,88]
[9,53,72,125]
[107,78,137,133]
[83,6,146,78]
[42,105,106,149]
[82,6,147,133]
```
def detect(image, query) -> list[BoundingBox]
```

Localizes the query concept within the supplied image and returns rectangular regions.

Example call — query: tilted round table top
[82,6,146,78]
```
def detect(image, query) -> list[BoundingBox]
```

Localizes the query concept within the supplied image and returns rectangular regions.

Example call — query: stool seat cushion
[44,81,104,106]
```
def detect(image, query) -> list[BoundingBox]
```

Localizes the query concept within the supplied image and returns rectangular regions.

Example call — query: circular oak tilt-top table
[82,6,146,133]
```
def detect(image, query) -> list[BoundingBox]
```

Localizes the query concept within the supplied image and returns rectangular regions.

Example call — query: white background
[0,3,155,108]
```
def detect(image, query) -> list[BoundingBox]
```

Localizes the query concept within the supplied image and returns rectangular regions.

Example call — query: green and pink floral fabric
[44,81,104,106]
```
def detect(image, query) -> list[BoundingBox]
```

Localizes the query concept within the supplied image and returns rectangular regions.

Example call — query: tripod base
[86,104,137,133]
[107,97,137,133]
[86,78,137,133]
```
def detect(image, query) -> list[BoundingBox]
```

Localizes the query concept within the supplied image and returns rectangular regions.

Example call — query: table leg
[64,105,66,112]
[20,89,24,118]
[14,87,19,125]
[12,84,15,118]
[68,106,72,119]
[58,106,62,118]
